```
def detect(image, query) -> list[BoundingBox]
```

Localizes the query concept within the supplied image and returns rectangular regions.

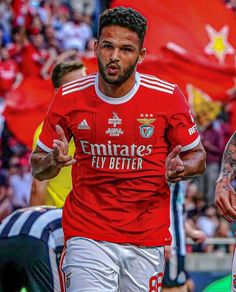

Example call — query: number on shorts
[148,273,163,292]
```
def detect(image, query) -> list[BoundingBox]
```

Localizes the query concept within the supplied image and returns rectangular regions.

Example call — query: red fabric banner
[3,77,54,149]
[112,0,236,132]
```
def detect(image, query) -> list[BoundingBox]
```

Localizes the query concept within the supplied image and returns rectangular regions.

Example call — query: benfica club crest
[137,115,156,138]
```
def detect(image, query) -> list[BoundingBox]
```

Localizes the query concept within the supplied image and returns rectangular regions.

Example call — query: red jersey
[20,43,49,78]
[0,60,19,96]
[38,72,200,246]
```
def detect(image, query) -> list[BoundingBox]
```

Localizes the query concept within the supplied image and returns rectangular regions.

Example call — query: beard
[97,56,138,85]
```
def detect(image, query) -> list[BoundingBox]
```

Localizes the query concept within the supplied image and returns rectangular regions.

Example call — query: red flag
[139,45,236,103]
[112,0,236,132]
[112,0,236,66]
[3,77,54,149]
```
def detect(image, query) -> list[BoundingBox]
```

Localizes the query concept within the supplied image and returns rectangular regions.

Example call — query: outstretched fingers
[167,145,182,160]
[53,139,68,155]
[55,124,67,143]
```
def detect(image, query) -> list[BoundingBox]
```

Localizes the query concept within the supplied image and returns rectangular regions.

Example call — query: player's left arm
[166,86,206,183]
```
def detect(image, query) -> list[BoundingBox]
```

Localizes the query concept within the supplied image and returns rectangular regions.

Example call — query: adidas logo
[77,119,90,130]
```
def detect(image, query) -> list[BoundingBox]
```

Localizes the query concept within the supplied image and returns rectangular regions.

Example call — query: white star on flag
[204,25,235,64]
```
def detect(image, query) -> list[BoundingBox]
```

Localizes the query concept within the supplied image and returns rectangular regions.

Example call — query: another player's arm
[215,131,236,222]
[218,131,236,181]
[165,142,206,183]
[30,125,76,181]
[30,178,48,206]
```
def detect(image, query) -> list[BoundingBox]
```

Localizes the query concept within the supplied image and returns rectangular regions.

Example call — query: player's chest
[67,99,169,145]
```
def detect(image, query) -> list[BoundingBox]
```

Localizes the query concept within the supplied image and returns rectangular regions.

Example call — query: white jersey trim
[181,136,201,152]
[140,81,174,94]
[63,73,96,87]
[95,72,140,104]
[62,76,95,91]
[37,139,53,152]
[62,82,94,96]
[140,73,175,88]
[140,75,175,91]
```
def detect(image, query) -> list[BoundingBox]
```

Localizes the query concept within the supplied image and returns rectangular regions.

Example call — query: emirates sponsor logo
[80,140,153,170]
[80,140,152,157]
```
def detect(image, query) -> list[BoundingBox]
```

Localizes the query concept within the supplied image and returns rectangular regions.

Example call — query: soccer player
[30,61,86,207]
[215,131,236,291]
[0,206,63,292]
[30,7,206,291]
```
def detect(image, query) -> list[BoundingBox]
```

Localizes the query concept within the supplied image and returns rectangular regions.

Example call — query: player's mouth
[106,64,120,75]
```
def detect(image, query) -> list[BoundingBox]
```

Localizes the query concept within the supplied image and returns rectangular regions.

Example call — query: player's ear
[94,40,98,55]
[138,48,146,64]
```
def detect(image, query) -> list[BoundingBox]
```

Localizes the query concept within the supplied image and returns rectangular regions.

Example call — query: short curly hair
[98,6,147,47]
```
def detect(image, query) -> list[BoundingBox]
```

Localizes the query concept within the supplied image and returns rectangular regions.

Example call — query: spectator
[207,218,234,253]
[0,47,23,101]
[70,0,96,17]
[196,205,219,238]
[0,159,11,221]
[6,27,24,64]
[0,1,12,46]
[185,182,200,213]
[59,11,92,51]
[20,31,53,78]
[194,118,226,204]
[9,158,32,211]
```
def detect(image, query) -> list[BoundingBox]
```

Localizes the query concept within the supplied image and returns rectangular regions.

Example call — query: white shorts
[60,237,165,292]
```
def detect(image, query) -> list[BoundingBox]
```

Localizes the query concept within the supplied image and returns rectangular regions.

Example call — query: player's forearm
[218,131,236,181]
[30,152,61,181]
[30,179,48,206]
[182,148,206,179]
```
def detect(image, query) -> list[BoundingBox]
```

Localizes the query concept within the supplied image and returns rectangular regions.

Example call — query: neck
[98,72,136,98]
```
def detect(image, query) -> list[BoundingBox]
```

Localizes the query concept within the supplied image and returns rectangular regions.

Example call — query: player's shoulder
[61,73,96,96]
[139,73,176,95]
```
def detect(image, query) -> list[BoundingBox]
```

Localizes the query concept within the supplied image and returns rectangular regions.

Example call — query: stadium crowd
[0,0,235,269]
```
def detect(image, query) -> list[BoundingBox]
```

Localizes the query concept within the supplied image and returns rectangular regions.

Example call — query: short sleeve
[37,88,71,152]
[166,86,200,152]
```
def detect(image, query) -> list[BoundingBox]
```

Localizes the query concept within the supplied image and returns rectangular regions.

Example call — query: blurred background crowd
[0,0,236,264]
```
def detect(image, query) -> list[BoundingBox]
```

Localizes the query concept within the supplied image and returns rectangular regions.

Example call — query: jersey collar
[95,72,140,104]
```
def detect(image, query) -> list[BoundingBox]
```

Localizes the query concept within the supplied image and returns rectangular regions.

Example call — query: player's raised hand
[52,124,76,167]
[165,145,185,183]
[215,175,236,223]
